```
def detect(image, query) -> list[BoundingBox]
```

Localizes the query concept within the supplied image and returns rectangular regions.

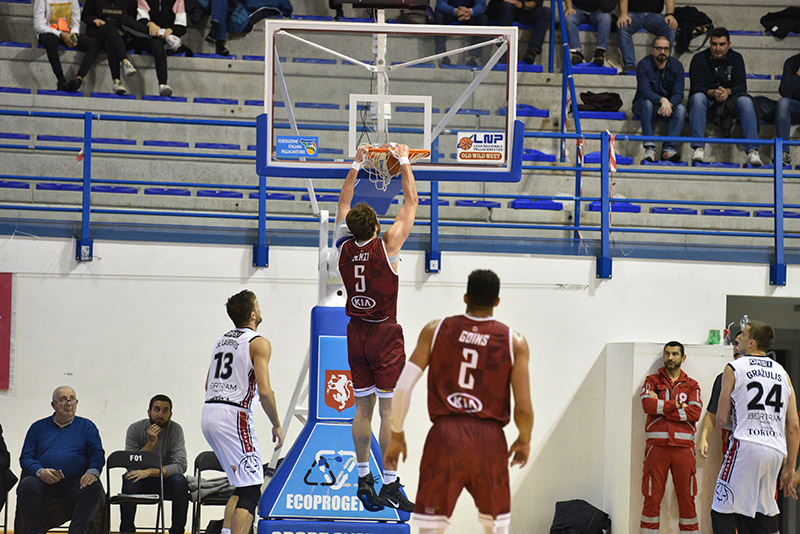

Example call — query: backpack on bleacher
[673,6,713,56]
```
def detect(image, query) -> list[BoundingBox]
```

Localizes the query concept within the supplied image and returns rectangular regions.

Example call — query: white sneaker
[165,34,182,51]
[746,150,763,167]
[112,79,127,95]
[122,60,137,77]
[159,84,173,97]
[692,147,705,163]
[643,147,656,162]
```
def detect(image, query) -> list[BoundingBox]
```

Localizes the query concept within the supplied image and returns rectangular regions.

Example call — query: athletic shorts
[712,438,783,518]
[346,318,405,397]
[201,402,264,487]
[412,416,510,531]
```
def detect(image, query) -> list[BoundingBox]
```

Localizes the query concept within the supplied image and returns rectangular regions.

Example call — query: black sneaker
[522,48,539,65]
[592,48,605,66]
[216,40,231,56]
[570,50,584,65]
[466,56,479,67]
[783,151,792,167]
[622,64,636,74]
[56,78,69,92]
[357,473,384,512]
[438,56,451,67]
[377,478,414,513]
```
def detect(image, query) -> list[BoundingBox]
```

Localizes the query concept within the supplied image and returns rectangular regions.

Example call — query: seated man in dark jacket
[487,0,551,65]
[633,35,685,162]
[688,27,761,166]
[434,0,488,67]
[776,52,800,167]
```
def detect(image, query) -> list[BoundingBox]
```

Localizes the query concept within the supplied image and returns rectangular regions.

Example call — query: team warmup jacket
[641,367,703,447]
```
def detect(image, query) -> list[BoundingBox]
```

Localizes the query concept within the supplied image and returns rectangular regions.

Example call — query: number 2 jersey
[729,355,791,455]
[204,328,262,412]
[428,314,514,426]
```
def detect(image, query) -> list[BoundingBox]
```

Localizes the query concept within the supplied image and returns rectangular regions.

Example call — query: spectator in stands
[330,0,344,20]
[434,0,488,67]
[81,0,140,95]
[562,0,615,66]
[1,424,15,514]
[487,0,551,65]
[633,35,685,162]
[775,52,800,167]
[120,394,188,534]
[17,386,105,534]
[688,27,762,166]
[617,0,677,74]
[134,0,187,96]
[205,0,230,56]
[34,0,101,92]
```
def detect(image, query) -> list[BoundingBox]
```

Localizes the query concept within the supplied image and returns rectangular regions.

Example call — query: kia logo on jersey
[446,392,484,413]
[350,296,376,310]
[325,370,354,412]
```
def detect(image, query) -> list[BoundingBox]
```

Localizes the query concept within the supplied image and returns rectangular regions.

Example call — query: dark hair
[747,320,774,351]
[664,341,685,356]
[149,394,172,411]
[345,203,379,241]
[711,27,730,41]
[227,289,257,327]
[652,35,670,46]
[466,269,500,308]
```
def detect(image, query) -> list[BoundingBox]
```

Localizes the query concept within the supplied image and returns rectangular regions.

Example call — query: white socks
[357,462,370,478]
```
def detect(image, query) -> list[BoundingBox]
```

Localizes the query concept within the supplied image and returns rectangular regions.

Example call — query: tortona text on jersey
[458,330,490,346]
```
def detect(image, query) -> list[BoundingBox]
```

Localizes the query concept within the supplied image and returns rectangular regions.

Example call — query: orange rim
[365,148,430,157]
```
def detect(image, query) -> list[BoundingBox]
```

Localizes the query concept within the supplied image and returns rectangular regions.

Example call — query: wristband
[396,156,409,166]
[351,160,362,171]
[665,12,674,16]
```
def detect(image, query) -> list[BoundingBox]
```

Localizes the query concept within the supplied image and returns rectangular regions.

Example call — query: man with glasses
[17,386,105,534]
[633,35,686,163]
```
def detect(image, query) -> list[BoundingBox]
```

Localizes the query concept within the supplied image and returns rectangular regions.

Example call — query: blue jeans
[775,97,800,153]
[618,12,675,68]
[487,2,551,53]
[565,9,612,51]
[633,99,686,150]
[211,0,227,40]
[689,92,759,152]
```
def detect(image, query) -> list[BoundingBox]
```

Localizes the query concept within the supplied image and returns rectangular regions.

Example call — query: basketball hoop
[360,143,430,191]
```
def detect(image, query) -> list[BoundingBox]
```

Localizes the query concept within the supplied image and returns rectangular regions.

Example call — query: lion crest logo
[325,370,354,412]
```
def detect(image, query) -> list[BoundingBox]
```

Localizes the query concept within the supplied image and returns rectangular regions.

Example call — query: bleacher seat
[509,199,563,210]
[91,185,137,194]
[588,201,641,213]
[0,180,30,189]
[144,188,191,196]
[703,209,750,217]
[651,207,698,215]
[197,190,243,198]
[455,200,502,208]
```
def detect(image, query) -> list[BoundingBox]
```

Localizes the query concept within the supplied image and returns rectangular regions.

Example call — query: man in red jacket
[639,341,703,534]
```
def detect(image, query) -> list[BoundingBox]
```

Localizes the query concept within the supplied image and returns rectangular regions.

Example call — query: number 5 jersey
[204,328,262,412]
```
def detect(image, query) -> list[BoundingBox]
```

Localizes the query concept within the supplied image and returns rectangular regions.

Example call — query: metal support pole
[76,111,93,261]
[596,131,612,279]
[771,137,787,286]
[548,2,556,73]
[253,175,269,267]
[426,138,441,273]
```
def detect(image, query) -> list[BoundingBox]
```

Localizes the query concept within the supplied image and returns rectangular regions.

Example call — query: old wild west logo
[325,370,354,412]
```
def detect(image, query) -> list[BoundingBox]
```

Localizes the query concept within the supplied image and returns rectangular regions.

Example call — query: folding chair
[106,451,165,534]
[191,451,230,534]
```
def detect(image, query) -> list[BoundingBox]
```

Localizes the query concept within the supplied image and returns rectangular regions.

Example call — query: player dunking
[335,143,418,512]
[385,269,534,534]
[201,290,283,534]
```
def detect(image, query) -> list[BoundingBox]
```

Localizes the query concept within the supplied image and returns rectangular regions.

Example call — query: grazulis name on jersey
[284,493,365,512]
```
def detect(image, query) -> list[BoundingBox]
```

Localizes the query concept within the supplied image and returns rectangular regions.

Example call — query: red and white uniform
[413,315,514,532]
[639,368,703,534]
[336,223,404,397]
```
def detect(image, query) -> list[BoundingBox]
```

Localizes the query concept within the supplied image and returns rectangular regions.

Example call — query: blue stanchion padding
[197,190,243,198]
[703,209,750,217]
[248,192,294,200]
[509,199,563,210]
[498,105,549,117]
[91,185,137,194]
[0,87,32,94]
[419,198,449,206]
[90,92,136,99]
[522,149,556,162]
[455,200,502,208]
[293,57,337,64]
[259,519,408,534]
[0,132,30,140]
[584,151,633,165]
[446,108,490,116]
[37,183,82,191]
[195,142,240,150]
[142,95,188,102]
[755,210,800,218]
[395,106,441,113]
[38,89,82,97]
[93,137,136,145]
[588,201,641,213]
[301,194,339,202]
[0,180,30,189]
[37,135,82,143]
[144,188,191,196]
[143,140,190,148]
[578,110,626,120]
[194,97,238,105]
[0,41,31,48]
[651,207,698,215]
[693,161,739,168]
[642,159,688,166]
[242,55,265,61]
[572,64,618,75]
[296,102,340,109]
[245,100,264,106]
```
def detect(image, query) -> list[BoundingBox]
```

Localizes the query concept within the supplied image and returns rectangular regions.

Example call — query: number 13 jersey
[729,355,790,455]
[204,328,262,412]
[428,315,514,426]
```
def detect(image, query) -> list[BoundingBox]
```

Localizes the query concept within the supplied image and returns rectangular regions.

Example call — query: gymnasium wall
[1,235,799,533]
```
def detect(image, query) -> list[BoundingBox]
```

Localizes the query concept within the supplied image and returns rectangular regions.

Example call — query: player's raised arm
[382,144,419,257]
[509,331,533,467]
[336,145,369,226]
[251,336,283,450]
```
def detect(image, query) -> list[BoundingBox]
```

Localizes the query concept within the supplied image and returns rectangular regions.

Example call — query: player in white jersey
[712,320,800,533]
[201,290,283,534]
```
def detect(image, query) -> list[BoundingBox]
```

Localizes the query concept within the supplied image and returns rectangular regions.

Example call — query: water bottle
[740,314,750,332]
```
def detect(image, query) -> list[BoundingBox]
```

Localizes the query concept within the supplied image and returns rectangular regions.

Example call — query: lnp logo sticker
[276,136,319,158]
[456,132,505,164]
[325,370,354,412]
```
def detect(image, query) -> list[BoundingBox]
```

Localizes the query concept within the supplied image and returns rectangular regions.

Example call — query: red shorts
[346,318,405,395]
[414,416,510,521]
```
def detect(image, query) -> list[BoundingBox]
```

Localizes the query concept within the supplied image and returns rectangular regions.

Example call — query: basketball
[379,143,401,176]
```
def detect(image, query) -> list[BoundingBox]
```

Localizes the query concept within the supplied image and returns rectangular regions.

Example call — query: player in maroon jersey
[335,143,418,512]
[385,269,533,533]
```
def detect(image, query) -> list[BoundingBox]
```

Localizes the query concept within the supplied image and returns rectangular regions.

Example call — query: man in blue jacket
[18,386,105,534]
[688,27,762,166]
[775,53,800,167]
[434,0,488,67]
[633,35,686,162]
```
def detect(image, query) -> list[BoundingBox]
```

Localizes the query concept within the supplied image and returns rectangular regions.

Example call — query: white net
[360,143,431,191]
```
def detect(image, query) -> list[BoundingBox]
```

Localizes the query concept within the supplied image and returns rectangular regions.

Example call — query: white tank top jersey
[730,355,791,455]
[204,328,262,412]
